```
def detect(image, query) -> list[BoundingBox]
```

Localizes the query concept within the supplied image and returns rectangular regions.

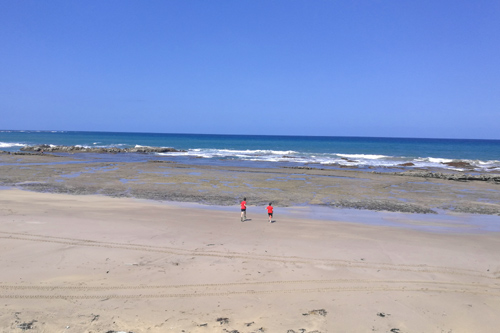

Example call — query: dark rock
[442,161,474,169]
[0,150,60,156]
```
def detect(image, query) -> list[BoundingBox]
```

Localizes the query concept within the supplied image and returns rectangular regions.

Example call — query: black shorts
[268,213,273,217]
[241,209,246,212]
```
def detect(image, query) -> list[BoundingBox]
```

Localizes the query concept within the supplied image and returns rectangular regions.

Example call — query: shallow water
[171,201,500,234]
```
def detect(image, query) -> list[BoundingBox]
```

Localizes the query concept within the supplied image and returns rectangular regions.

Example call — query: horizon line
[1,129,499,142]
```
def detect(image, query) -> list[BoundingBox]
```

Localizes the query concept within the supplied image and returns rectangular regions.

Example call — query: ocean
[1,130,499,172]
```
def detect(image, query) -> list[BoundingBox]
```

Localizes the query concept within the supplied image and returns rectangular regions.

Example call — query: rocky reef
[388,171,500,184]
[20,145,185,154]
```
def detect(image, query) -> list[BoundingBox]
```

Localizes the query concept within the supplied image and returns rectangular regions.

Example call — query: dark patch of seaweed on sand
[330,199,437,214]
[440,204,500,216]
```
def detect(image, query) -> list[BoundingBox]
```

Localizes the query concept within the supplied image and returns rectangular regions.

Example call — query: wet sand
[1,153,500,332]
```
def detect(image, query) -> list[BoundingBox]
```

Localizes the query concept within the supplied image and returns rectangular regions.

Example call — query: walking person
[266,202,273,223]
[240,197,247,222]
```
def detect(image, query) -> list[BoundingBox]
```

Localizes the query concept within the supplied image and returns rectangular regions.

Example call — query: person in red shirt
[240,198,247,222]
[266,202,273,223]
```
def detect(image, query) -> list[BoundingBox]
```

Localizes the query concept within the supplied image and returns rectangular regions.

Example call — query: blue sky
[1,1,499,139]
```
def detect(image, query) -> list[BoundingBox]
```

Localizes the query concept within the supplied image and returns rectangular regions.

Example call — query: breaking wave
[158,148,500,172]
[0,142,25,148]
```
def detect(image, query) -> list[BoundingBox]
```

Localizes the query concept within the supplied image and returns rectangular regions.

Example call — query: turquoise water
[1,130,499,171]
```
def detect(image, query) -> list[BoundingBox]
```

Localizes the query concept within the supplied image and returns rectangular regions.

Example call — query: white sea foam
[159,148,298,159]
[91,143,129,148]
[0,142,25,148]
[213,149,297,155]
[154,147,500,172]
[426,157,454,164]
[337,153,388,159]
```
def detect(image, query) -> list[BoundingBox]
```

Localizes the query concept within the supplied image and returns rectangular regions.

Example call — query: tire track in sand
[1,231,497,280]
[0,280,499,299]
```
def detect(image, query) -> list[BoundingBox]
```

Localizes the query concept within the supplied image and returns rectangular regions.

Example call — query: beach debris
[245,321,255,326]
[377,312,390,317]
[222,330,240,333]
[17,320,36,330]
[91,314,100,322]
[390,329,401,333]
[198,323,208,326]
[217,317,229,325]
[302,309,327,316]
[105,331,134,333]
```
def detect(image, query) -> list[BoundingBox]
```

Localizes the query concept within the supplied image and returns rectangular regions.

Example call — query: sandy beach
[1,187,499,332]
